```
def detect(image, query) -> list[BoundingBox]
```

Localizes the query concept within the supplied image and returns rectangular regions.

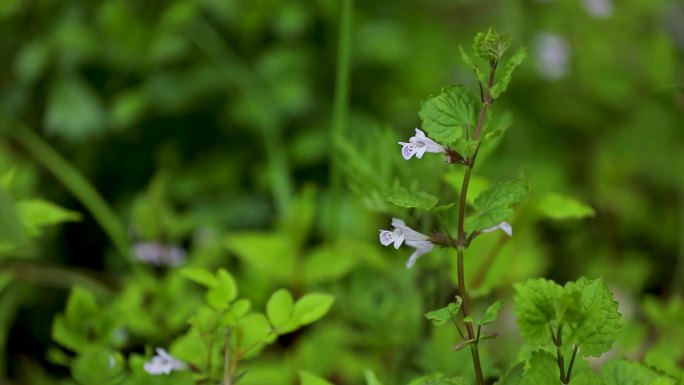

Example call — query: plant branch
[453,59,499,385]
[224,328,232,385]
[555,324,566,383]
[565,345,579,383]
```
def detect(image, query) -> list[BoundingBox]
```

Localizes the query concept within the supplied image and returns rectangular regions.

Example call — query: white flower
[132,242,186,267]
[535,33,570,80]
[144,348,188,375]
[481,221,513,236]
[379,218,435,269]
[398,128,445,160]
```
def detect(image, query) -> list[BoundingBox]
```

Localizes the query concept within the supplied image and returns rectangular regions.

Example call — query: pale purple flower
[481,221,513,236]
[398,128,445,160]
[132,241,186,267]
[581,0,614,18]
[379,218,435,268]
[144,348,188,375]
[535,33,570,80]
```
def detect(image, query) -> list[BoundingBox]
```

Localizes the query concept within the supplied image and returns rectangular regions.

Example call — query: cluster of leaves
[49,266,333,385]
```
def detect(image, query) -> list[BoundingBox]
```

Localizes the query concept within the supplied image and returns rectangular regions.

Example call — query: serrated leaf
[601,359,675,385]
[419,85,479,145]
[536,193,596,220]
[491,48,527,98]
[384,186,439,210]
[425,298,462,326]
[565,277,621,357]
[513,278,563,345]
[521,350,559,385]
[180,267,217,288]
[300,371,334,385]
[466,180,528,232]
[266,289,294,329]
[494,362,524,385]
[293,293,334,325]
[16,199,81,235]
[473,27,511,62]
[481,299,504,325]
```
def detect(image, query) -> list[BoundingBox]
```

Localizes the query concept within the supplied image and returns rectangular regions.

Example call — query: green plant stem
[556,324,566,383]
[224,328,232,385]
[453,59,500,385]
[2,261,114,297]
[10,123,130,258]
[458,248,485,385]
[330,0,353,192]
[565,344,579,383]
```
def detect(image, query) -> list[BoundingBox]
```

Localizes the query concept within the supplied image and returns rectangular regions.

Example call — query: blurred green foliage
[0,0,683,384]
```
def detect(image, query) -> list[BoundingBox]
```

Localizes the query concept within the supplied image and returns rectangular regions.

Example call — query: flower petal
[481,221,513,236]
[379,230,404,249]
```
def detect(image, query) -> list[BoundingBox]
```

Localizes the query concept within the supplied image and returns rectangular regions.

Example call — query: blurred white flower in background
[534,33,571,80]
[582,0,614,18]
[144,348,188,375]
[132,241,186,267]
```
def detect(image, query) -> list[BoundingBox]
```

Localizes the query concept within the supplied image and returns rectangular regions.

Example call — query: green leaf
[266,289,294,329]
[205,269,238,309]
[302,244,361,285]
[384,186,439,210]
[494,362,524,385]
[292,293,335,325]
[521,350,559,385]
[235,313,272,359]
[44,76,107,141]
[482,111,513,143]
[565,277,621,357]
[465,180,529,233]
[491,47,527,98]
[513,278,563,345]
[0,188,25,251]
[171,327,209,370]
[473,27,511,62]
[300,371,334,385]
[569,371,605,385]
[179,267,217,288]
[481,299,504,325]
[601,359,675,385]
[459,45,486,85]
[536,193,596,220]
[72,348,126,385]
[15,199,81,235]
[425,298,462,326]
[418,84,479,145]
[225,232,295,283]
[221,299,251,326]
[364,370,384,385]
